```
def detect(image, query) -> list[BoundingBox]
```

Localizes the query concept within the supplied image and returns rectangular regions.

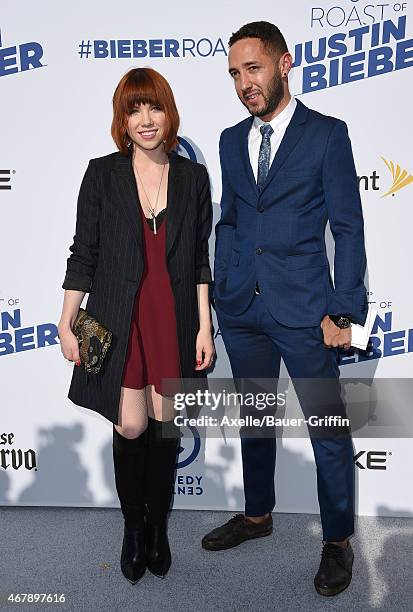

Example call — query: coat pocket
[285,251,328,271]
[231,249,240,267]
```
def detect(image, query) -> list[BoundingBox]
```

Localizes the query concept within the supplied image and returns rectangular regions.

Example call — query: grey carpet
[0,508,412,612]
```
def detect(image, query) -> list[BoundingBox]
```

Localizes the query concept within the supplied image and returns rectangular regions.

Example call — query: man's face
[228,38,284,121]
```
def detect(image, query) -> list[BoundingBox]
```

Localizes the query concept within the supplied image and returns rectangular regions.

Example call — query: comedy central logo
[0,27,45,77]
[176,137,197,162]
[381,157,413,197]
[176,425,201,469]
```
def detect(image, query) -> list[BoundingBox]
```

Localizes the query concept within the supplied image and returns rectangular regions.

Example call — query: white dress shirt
[248,95,297,181]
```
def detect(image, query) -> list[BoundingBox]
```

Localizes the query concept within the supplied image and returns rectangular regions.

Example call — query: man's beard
[245,71,284,118]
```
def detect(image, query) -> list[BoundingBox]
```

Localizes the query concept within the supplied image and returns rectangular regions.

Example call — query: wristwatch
[329,314,352,329]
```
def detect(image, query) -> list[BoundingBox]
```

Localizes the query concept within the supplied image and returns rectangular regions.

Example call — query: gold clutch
[72,308,113,376]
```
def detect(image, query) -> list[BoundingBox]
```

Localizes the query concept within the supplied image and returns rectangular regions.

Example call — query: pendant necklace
[134,158,167,235]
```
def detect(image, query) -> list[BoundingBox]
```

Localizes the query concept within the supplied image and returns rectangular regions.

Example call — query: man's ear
[279,52,293,77]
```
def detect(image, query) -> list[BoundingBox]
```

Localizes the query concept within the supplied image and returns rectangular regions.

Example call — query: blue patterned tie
[257,123,274,189]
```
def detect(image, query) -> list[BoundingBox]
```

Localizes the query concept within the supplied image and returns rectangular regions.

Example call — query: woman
[58,67,214,584]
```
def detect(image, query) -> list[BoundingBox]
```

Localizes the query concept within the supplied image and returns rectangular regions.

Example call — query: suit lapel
[111,151,190,258]
[239,117,259,201]
[165,152,190,257]
[261,99,309,194]
[112,152,143,254]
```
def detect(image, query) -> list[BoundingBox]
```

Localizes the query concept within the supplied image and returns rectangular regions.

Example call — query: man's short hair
[229,21,288,58]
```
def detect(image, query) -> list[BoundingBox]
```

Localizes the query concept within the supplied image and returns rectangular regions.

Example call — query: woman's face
[127,102,167,152]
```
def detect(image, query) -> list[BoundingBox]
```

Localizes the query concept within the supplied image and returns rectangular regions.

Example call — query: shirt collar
[251,95,297,136]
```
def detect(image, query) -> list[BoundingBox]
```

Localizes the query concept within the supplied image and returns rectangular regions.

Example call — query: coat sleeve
[213,129,237,286]
[62,159,101,292]
[322,120,368,325]
[195,164,213,284]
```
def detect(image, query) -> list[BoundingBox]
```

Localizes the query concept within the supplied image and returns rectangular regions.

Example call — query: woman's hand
[58,324,81,366]
[195,327,215,370]
[58,291,85,366]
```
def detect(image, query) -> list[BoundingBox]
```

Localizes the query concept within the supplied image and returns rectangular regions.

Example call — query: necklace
[133,158,167,235]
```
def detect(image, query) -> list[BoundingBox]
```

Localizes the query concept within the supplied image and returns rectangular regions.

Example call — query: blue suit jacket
[213,99,368,327]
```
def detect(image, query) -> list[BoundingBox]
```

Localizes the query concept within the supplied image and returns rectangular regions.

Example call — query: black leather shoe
[120,525,146,584]
[146,520,171,577]
[201,514,273,551]
[314,541,354,596]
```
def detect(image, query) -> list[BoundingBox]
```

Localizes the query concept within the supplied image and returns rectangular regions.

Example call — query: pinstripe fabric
[62,151,213,425]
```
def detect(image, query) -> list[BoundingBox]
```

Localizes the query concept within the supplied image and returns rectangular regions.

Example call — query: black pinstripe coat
[62,150,213,425]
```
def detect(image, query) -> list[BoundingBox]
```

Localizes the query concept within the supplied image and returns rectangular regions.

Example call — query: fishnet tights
[114,385,175,439]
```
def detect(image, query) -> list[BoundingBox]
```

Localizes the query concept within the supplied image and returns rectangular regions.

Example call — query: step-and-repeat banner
[1,0,412,518]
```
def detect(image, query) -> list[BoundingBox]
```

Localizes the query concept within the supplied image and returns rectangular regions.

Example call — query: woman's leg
[145,384,175,422]
[144,385,180,577]
[113,386,148,527]
[115,386,148,438]
[112,386,149,584]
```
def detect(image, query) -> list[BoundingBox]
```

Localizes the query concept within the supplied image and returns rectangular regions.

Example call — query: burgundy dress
[121,206,181,395]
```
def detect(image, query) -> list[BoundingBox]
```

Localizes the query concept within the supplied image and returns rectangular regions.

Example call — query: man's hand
[320,315,351,349]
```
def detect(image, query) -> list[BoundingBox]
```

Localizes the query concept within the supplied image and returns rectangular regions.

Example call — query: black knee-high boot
[145,417,180,577]
[112,425,147,584]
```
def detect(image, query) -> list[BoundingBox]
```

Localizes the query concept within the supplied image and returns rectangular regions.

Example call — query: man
[203,21,368,596]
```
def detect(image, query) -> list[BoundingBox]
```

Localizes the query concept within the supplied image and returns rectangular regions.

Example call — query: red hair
[111,68,180,154]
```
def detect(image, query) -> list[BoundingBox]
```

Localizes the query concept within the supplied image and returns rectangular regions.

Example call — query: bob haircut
[111,67,180,155]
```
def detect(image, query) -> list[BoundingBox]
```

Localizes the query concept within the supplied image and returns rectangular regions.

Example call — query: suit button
[258,206,264,213]
[256,248,263,255]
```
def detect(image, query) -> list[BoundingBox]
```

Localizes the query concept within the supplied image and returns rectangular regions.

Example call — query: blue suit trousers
[216,293,355,542]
